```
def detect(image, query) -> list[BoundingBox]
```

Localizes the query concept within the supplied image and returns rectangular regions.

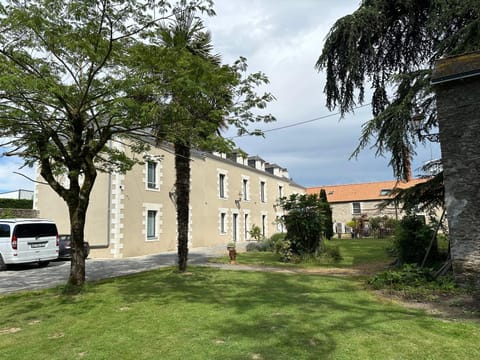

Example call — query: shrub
[246,240,270,252]
[322,245,343,263]
[368,264,434,289]
[393,215,435,265]
[246,234,286,252]
[280,193,326,255]
[269,233,286,247]
[275,238,294,263]
[367,264,460,299]
[249,225,263,241]
[0,198,33,209]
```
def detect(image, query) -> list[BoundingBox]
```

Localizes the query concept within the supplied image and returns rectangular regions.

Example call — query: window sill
[146,237,159,241]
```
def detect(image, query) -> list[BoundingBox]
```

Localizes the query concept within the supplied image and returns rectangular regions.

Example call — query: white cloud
[0,157,36,193]
[207,0,440,187]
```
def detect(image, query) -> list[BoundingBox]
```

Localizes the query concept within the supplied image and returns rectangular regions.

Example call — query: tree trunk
[64,168,96,287]
[175,142,191,272]
[68,206,87,286]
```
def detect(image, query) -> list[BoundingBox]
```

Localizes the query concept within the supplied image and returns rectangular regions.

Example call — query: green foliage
[269,232,287,245]
[274,238,295,263]
[280,193,328,256]
[368,264,434,289]
[249,224,263,242]
[367,264,461,300]
[0,208,15,218]
[369,217,382,238]
[317,0,480,206]
[369,216,398,238]
[246,233,285,252]
[0,0,193,284]
[0,198,32,209]
[0,1,275,280]
[319,189,334,240]
[322,244,343,263]
[393,216,435,265]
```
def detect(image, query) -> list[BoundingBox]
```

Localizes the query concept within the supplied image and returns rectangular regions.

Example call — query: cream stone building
[307,178,430,236]
[34,144,305,258]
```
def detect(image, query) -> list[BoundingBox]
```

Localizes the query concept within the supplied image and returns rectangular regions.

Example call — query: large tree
[280,193,328,256]
[0,0,213,286]
[129,2,275,272]
[151,4,236,272]
[316,0,479,181]
[316,0,480,273]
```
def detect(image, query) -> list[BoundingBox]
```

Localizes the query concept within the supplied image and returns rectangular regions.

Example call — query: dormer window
[380,189,392,196]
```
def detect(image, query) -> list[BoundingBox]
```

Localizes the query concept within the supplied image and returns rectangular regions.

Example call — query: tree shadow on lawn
[111,267,433,359]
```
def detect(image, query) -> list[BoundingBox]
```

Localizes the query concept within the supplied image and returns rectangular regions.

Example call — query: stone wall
[432,52,480,290]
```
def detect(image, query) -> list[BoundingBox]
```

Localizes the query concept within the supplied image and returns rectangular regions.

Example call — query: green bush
[367,264,461,300]
[368,264,433,289]
[269,233,286,249]
[281,194,326,255]
[249,225,263,241]
[246,234,286,252]
[393,216,435,265]
[246,240,269,252]
[322,245,343,263]
[275,238,294,263]
[0,198,33,209]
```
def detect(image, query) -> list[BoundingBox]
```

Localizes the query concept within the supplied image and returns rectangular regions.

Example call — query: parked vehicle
[58,235,90,260]
[0,219,59,270]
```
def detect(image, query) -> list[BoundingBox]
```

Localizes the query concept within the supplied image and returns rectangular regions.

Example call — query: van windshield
[14,223,58,238]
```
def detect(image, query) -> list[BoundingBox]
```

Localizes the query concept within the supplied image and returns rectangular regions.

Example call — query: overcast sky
[205,0,441,188]
[0,0,441,193]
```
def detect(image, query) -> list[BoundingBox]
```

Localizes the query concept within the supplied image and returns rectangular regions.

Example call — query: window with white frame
[242,178,249,201]
[220,211,227,234]
[244,213,249,239]
[278,184,284,199]
[260,180,266,202]
[147,210,158,240]
[219,173,226,199]
[232,213,238,242]
[261,214,267,237]
[352,202,361,215]
[147,161,158,190]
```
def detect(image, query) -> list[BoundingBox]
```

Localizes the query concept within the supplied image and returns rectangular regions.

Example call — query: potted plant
[227,242,237,264]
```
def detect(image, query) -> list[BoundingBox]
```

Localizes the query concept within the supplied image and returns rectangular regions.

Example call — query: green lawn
[1,266,479,360]
[216,238,393,269]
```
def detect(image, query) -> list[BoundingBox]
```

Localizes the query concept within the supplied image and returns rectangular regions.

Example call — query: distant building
[0,189,34,201]
[307,178,429,236]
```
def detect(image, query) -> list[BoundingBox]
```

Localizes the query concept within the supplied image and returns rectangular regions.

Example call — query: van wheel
[0,255,6,271]
[38,261,50,268]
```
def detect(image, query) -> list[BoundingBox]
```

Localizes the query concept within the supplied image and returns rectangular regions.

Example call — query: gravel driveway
[0,245,229,295]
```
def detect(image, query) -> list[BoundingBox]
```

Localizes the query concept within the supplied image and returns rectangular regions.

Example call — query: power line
[227,102,372,139]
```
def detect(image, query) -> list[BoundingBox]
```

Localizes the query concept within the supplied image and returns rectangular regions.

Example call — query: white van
[0,219,59,270]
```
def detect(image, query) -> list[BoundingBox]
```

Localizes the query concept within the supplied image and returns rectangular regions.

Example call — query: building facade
[307,179,429,236]
[34,144,305,258]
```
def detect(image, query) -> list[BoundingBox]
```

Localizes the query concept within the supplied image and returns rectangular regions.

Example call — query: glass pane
[147,211,156,238]
[147,162,156,188]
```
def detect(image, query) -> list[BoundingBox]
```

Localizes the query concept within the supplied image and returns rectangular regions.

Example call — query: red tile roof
[307,178,428,203]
